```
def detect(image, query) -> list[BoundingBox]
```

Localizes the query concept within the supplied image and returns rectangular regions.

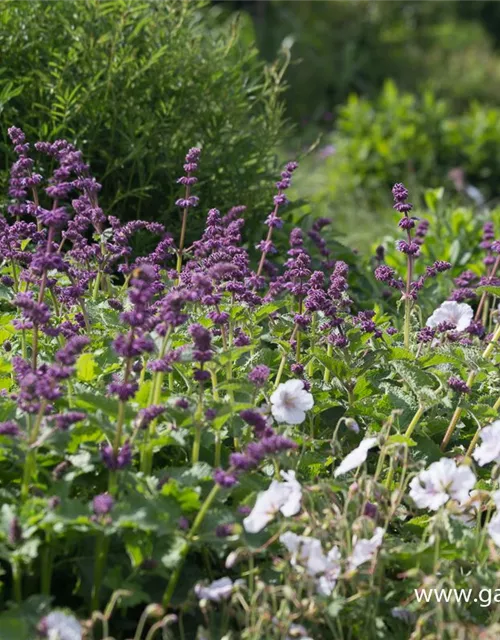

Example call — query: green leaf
[406,515,431,528]
[76,353,96,382]
[161,536,187,569]
[125,540,145,568]
[476,285,500,296]
[0,614,29,640]
[387,434,417,446]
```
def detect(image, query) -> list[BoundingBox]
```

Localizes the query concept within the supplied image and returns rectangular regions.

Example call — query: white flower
[280,532,341,595]
[348,527,384,571]
[279,470,302,516]
[270,379,314,424]
[280,532,326,576]
[473,421,500,466]
[409,458,476,511]
[243,471,302,533]
[42,612,82,640]
[334,437,378,477]
[488,513,500,547]
[194,577,242,602]
[316,546,341,596]
[492,490,500,509]
[426,301,473,332]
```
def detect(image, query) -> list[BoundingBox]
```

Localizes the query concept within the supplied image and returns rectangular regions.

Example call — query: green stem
[465,426,482,460]
[441,322,500,450]
[494,395,500,413]
[295,326,301,363]
[176,199,190,275]
[92,236,106,300]
[274,351,287,389]
[192,424,202,464]
[323,343,333,384]
[40,535,53,596]
[21,401,47,500]
[140,330,173,475]
[91,533,109,612]
[133,609,150,640]
[404,405,425,439]
[191,384,204,464]
[12,561,22,604]
[403,297,411,350]
[214,430,221,467]
[163,483,221,606]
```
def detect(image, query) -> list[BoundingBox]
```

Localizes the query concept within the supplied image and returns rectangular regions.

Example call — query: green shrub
[290,82,500,248]
[0,0,287,239]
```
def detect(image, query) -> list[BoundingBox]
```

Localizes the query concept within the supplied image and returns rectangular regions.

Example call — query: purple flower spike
[100,441,132,470]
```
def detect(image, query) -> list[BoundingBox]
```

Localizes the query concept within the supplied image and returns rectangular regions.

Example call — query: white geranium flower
[488,513,500,547]
[426,301,473,332]
[317,546,342,596]
[194,577,241,602]
[409,458,476,511]
[280,532,341,595]
[348,527,384,571]
[41,612,82,640]
[243,471,302,533]
[280,532,326,576]
[270,379,314,424]
[334,437,378,477]
[472,421,500,466]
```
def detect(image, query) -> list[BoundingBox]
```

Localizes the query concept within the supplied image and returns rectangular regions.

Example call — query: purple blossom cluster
[374,184,451,301]
[451,222,500,309]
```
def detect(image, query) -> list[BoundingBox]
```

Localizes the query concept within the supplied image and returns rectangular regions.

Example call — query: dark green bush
[0,0,287,238]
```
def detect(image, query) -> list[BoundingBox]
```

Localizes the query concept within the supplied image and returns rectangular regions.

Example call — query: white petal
[426,301,473,332]
[473,421,500,466]
[489,513,500,547]
[334,437,377,477]
[243,481,288,533]
[195,577,236,601]
[348,527,383,570]
[280,531,302,554]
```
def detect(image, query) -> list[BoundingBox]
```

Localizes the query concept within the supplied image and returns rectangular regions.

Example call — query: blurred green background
[2,0,500,250]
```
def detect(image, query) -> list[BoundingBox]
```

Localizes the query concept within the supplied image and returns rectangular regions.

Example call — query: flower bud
[145,604,164,619]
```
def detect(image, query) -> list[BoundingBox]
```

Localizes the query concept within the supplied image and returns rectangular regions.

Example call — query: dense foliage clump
[0,0,286,239]
[2,127,500,640]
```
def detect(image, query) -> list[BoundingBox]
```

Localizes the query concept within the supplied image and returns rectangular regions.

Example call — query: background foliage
[288,83,500,248]
[244,0,500,124]
[0,0,287,239]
